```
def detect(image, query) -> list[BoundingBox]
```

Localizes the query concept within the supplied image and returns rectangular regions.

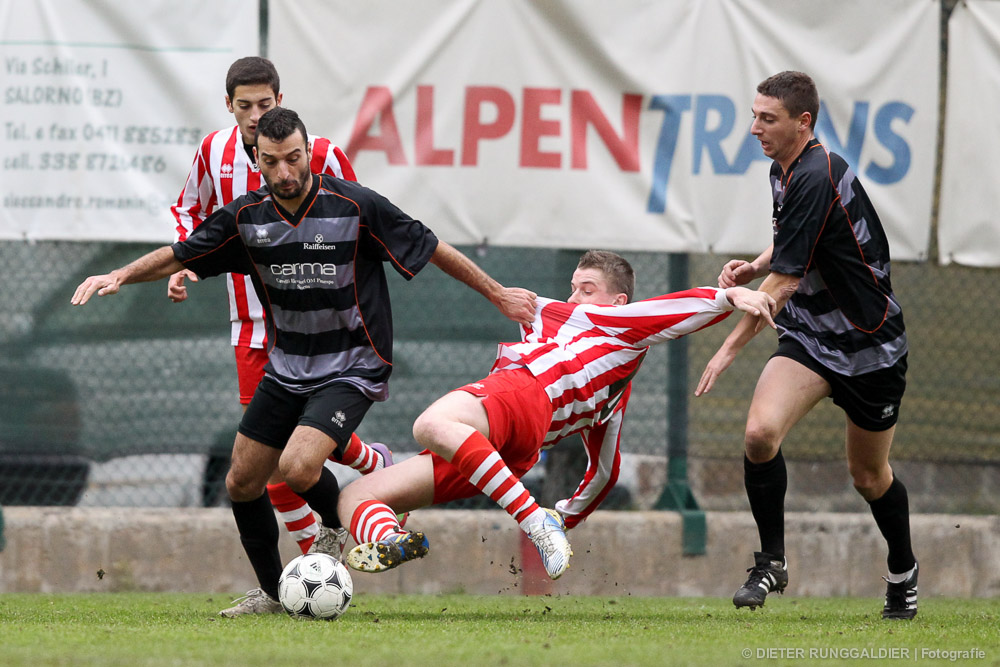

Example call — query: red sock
[329,433,384,475]
[450,432,544,530]
[350,499,403,544]
[267,482,318,555]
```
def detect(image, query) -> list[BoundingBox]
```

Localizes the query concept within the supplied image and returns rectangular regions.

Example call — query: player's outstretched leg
[218,588,283,618]
[882,561,918,620]
[526,508,572,580]
[733,551,788,610]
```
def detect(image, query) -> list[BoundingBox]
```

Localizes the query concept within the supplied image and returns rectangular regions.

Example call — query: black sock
[744,449,787,560]
[231,493,281,599]
[296,467,342,529]
[868,475,916,574]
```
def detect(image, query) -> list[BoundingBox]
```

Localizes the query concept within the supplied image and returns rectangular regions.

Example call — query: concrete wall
[1,508,997,599]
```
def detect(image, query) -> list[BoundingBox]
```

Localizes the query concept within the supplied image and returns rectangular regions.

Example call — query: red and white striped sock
[450,431,546,533]
[329,433,385,475]
[267,482,318,555]
[350,499,404,545]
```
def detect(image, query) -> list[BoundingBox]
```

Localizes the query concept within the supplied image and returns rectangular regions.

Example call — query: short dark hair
[577,250,635,303]
[225,56,280,100]
[757,71,819,130]
[255,107,307,148]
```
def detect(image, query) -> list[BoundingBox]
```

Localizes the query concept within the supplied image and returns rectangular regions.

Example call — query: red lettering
[461,86,515,166]
[570,91,641,171]
[415,85,454,166]
[520,88,562,169]
[346,86,408,165]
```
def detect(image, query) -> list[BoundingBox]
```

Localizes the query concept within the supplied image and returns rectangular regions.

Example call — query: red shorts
[426,368,552,505]
[234,345,268,405]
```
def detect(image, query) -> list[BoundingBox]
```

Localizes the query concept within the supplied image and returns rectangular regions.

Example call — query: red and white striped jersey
[171,125,356,348]
[491,288,735,528]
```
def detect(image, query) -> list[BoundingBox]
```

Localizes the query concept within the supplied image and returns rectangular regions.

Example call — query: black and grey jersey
[769,139,906,376]
[172,173,439,399]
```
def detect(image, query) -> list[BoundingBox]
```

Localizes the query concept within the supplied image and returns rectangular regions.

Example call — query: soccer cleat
[218,588,282,618]
[882,561,918,620]
[346,531,429,573]
[369,442,394,470]
[733,551,788,609]
[527,508,573,580]
[308,525,350,562]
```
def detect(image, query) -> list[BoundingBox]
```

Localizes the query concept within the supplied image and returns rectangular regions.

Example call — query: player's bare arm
[718,244,774,288]
[695,271,798,396]
[428,240,537,324]
[71,246,185,306]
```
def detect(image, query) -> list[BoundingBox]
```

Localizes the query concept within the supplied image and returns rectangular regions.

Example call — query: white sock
[886,564,916,583]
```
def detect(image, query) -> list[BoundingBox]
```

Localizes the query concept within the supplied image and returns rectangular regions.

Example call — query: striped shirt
[491,289,735,527]
[769,138,907,375]
[172,174,438,400]
[171,125,356,349]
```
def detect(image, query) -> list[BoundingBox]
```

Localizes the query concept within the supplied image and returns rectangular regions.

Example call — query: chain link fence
[0,241,997,510]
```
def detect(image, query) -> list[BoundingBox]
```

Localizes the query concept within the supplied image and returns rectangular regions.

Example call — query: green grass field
[0,593,997,666]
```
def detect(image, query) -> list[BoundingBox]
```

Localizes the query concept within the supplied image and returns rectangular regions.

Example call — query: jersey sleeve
[171,203,251,278]
[580,288,733,347]
[170,134,217,242]
[310,136,357,182]
[357,187,439,280]
[554,386,629,529]
[769,162,835,277]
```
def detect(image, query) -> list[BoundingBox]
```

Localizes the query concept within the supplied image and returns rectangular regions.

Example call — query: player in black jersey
[72,107,536,617]
[695,71,917,619]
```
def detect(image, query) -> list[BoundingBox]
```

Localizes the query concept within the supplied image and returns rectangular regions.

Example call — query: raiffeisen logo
[270,262,337,276]
[304,233,337,251]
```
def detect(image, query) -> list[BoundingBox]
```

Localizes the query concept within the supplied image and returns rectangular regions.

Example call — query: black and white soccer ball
[278,553,353,620]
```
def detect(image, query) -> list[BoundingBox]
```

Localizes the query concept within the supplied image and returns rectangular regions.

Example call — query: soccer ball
[277,553,353,620]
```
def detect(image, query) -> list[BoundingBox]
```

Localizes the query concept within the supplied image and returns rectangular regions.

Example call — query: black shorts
[771,337,907,432]
[238,376,373,452]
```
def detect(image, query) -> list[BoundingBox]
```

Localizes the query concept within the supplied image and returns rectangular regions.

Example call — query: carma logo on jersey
[269,262,337,277]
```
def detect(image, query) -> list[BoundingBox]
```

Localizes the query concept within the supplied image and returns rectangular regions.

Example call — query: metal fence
[0,240,997,507]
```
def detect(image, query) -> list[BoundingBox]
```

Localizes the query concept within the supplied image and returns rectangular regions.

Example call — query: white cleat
[527,508,572,580]
[218,588,282,618]
[309,525,350,562]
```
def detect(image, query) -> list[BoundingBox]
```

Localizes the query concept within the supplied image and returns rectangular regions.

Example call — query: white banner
[272,0,938,258]
[939,0,1000,267]
[0,0,257,242]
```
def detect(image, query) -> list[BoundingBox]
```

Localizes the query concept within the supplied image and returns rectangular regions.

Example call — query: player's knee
[744,425,781,462]
[849,463,891,500]
[412,409,443,447]
[225,468,262,503]
[279,458,320,493]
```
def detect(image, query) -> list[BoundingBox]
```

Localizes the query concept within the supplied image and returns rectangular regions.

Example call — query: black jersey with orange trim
[172,173,438,399]
[768,138,906,376]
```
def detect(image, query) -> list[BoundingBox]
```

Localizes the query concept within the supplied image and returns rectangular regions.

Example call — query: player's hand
[497,287,537,325]
[718,259,756,288]
[695,346,738,397]
[71,272,123,306]
[167,269,199,303]
[726,287,777,332]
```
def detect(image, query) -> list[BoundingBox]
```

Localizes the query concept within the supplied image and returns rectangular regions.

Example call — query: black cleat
[882,561,918,620]
[733,551,788,610]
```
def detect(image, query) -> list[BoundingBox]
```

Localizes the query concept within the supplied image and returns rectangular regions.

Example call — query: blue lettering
[647,95,691,214]
[816,100,869,174]
[693,95,737,174]
[867,102,912,185]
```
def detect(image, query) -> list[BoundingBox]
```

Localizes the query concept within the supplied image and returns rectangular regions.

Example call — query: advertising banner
[939,0,1000,267]
[0,0,257,241]
[272,0,939,258]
